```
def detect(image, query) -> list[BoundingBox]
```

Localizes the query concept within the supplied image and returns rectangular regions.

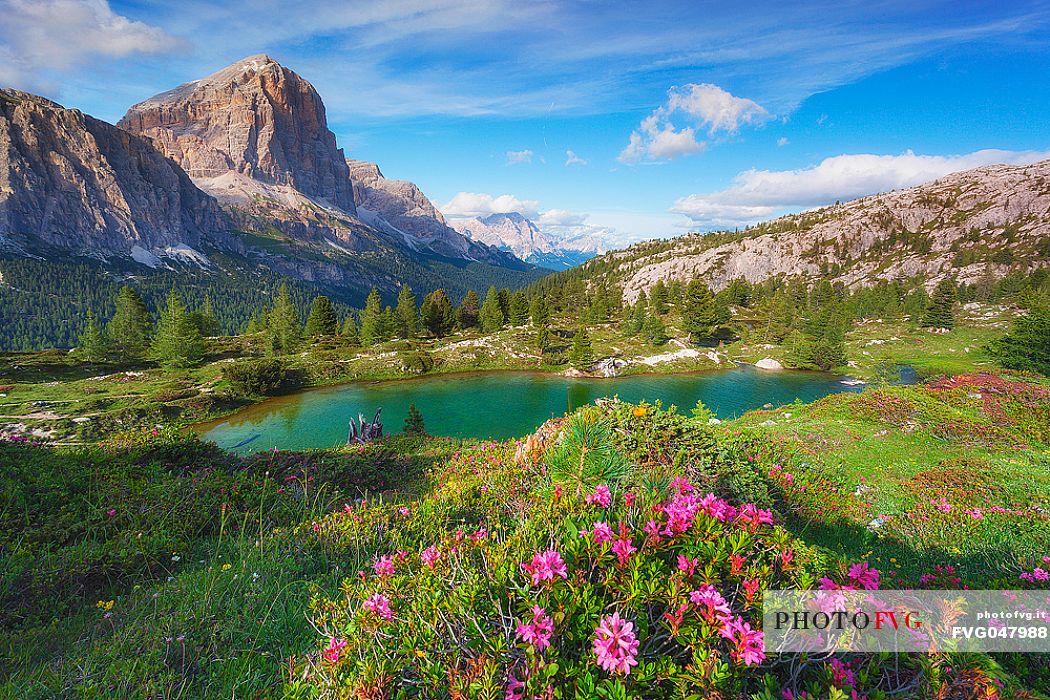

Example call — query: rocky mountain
[453,212,606,270]
[347,159,500,262]
[118,55,355,213]
[0,89,226,263]
[579,160,1050,302]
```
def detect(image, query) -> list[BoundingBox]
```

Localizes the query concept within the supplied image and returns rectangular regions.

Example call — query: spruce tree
[569,327,594,370]
[924,279,957,330]
[497,288,511,321]
[403,402,426,435]
[644,311,669,345]
[107,285,152,363]
[420,289,455,337]
[359,288,385,346]
[509,291,530,326]
[681,280,719,343]
[381,306,397,341]
[152,289,205,369]
[989,302,1050,375]
[304,295,339,337]
[479,286,505,333]
[395,286,419,338]
[341,313,361,347]
[458,290,481,329]
[267,283,302,354]
[77,311,109,364]
[530,295,550,327]
[650,280,669,314]
[536,325,551,353]
[193,294,221,337]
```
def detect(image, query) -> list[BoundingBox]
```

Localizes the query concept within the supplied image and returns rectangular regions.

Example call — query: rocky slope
[453,212,605,270]
[118,55,355,214]
[0,89,226,262]
[585,160,1050,301]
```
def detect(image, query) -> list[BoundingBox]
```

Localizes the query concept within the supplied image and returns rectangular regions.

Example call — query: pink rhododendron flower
[643,519,662,539]
[322,637,347,663]
[663,492,701,534]
[720,615,765,666]
[736,503,774,532]
[829,658,856,688]
[373,555,395,577]
[592,612,640,675]
[471,527,488,542]
[729,553,746,577]
[670,476,694,494]
[516,605,555,651]
[677,554,700,578]
[612,537,636,567]
[398,506,410,517]
[586,521,615,544]
[505,671,525,700]
[586,484,612,508]
[363,593,393,622]
[847,562,880,590]
[965,508,984,520]
[421,545,441,569]
[742,577,761,603]
[935,499,952,513]
[522,549,568,586]
[690,584,731,622]
[106,508,117,518]
[624,491,637,507]
[698,493,735,522]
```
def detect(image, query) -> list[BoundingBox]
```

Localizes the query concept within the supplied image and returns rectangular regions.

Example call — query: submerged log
[347,408,384,444]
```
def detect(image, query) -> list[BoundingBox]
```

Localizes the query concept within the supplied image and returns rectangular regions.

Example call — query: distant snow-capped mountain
[452,212,606,270]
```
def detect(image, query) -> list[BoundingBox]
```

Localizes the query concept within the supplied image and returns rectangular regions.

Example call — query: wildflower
[553,484,563,501]
[847,562,880,590]
[965,508,984,520]
[374,555,395,577]
[690,585,731,622]
[586,521,615,544]
[736,503,774,532]
[586,484,612,508]
[398,506,410,517]
[643,519,662,540]
[742,578,761,603]
[95,599,115,611]
[677,554,700,578]
[935,499,952,513]
[522,549,568,586]
[222,563,232,571]
[720,615,765,666]
[612,537,636,567]
[471,527,488,542]
[829,658,856,688]
[670,476,694,495]
[698,493,734,522]
[624,491,637,507]
[421,545,442,569]
[106,508,116,518]
[592,612,640,675]
[516,605,555,652]
[322,637,347,663]
[632,406,647,417]
[663,492,701,534]
[729,553,746,577]
[505,671,525,700]
[663,602,689,636]
[363,593,394,622]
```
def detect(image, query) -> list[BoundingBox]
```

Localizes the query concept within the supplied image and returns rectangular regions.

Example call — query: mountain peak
[119,56,355,212]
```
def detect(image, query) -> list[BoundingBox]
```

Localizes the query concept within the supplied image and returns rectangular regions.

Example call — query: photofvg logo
[763,590,1050,653]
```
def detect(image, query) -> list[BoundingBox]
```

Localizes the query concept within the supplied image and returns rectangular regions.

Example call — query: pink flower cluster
[421,545,442,569]
[819,561,880,591]
[374,555,395,577]
[516,605,555,651]
[719,615,765,666]
[522,549,568,586]
[363,593,394,622]
[586,484,612,508]
[322,637,347,663]
[690,584,731,622]
[611,536,636,567]
[592,612,639,675]
[736,503,774,532]
[584,521,614,544]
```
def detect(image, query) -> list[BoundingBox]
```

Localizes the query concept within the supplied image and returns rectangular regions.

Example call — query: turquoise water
[197,367,870,453]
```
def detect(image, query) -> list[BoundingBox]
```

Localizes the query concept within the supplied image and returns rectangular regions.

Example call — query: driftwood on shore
[347,408,383,444]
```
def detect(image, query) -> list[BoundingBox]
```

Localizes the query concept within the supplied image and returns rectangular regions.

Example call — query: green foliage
[395,286,419,338]
[420,288,456,337]
[76,311,109,364]
[188,294,221,337]
[107,285,153,363]
[224,358,301,397]
[509,290,530,325]
[360,288,385,346]
[681,280,719,343]
[341,312,361,347]
[480,286,506,333]
[267,283,302,354]
[457,289,481,329]
[989,302,1050,375]
[304,295,339,337]
[643,311,669,346]
[152,289,205,369]
[545,412,632,494]
[403,403,426,435]
[924,278,957,329]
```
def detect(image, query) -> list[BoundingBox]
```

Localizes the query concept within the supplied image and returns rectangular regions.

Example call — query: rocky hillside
[0,89,226,261]
[453,211,605,270]
[583,160,1050,301]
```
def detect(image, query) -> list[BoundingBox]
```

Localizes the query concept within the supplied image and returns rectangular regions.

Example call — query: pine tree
[497,288,511,321]
[403,402,426,435]
[152,289,205,369]
[924,279,957,329]
[341,313,361,347]
[381,306,397,341]
[530,295,550,327]
[190,295,221,337]
[681,280,719,343]
[569,326,594,370]
[395,286,419,338]
[536,325,551,353]
[360,288,385,346]
[107,285,152,363]
[989,302,1050,375]
[304,295,339,337]
[644,310,669,345]
[509,291,530,326]
[479,286,506,333]
[420,289,455,337]
[650,280,669,314]
[458,290,481,329]
[267,283,302,353]
[77,311,109,364]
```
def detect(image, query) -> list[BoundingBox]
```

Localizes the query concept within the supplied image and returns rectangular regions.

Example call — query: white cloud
[505,149,533,165]
[441,191,540,218]
[620,83,767,162]
[777,136,790,147]
[565,149,587,166]
[671,148,1050,229]
[0,0,182,90]
[537,209,587,226]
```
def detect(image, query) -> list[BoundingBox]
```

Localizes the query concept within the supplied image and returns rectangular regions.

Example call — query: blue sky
[2,0,1049,244]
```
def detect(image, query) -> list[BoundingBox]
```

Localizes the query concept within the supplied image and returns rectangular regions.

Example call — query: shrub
[224,358,301,397]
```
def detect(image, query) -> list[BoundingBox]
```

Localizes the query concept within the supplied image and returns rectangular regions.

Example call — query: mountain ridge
[453,211,606,270]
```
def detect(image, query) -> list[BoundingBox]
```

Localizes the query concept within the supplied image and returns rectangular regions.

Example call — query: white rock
[754,358,783,370]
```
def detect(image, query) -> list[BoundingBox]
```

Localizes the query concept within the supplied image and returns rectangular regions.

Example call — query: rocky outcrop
[604,160,1050,302]
[0,88,225,260]
[754,358,784,370]
[453,212,605,270]
[119,55,355,214]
